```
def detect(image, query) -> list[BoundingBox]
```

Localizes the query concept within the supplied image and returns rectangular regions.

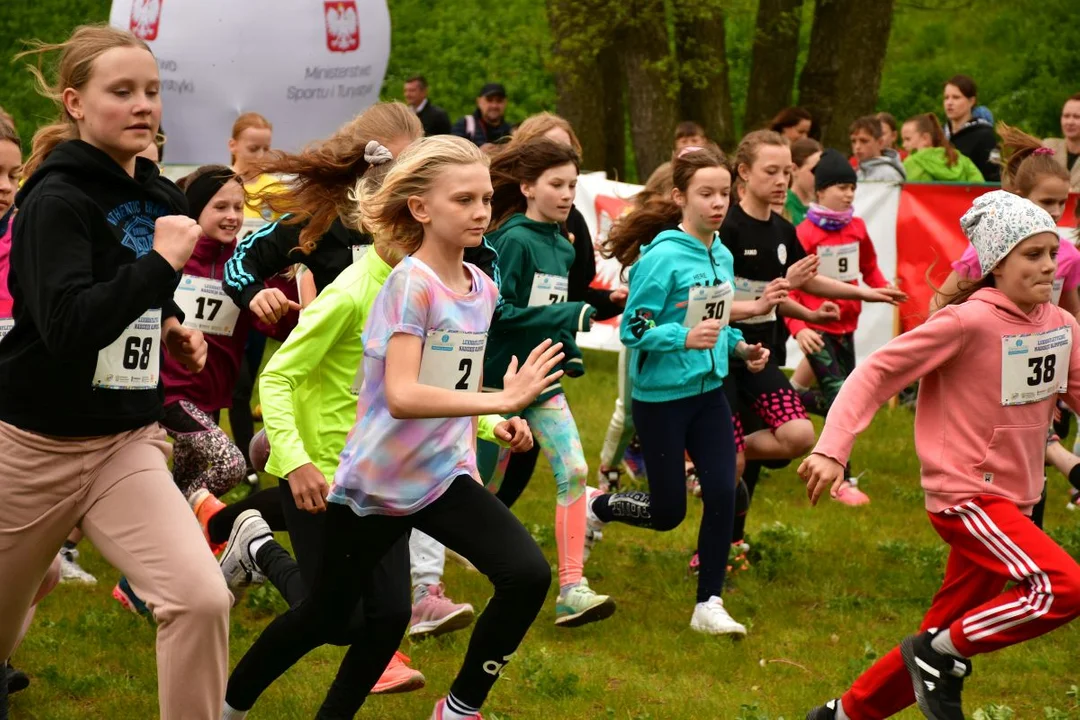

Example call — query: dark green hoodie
[484,213,595,402]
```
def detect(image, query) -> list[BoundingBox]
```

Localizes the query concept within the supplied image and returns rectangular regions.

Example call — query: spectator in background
[850,115,905,182]
[403,75,451,137]
[674,121,707,151]
[452,82,512,150]
[786,137,822,227]
[876,112,906,159]
[942,74,1001,182]
[901,112,984,183]
[769,107,813,143]
[1042,92,1080,191]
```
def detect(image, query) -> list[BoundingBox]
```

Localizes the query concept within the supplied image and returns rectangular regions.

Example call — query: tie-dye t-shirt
[329,256,499,517]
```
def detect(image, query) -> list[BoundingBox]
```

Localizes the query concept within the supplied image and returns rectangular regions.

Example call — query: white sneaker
[58,547,97,584]
[584,486,606,562]
[690,596,746,636]
[218,509,270,594]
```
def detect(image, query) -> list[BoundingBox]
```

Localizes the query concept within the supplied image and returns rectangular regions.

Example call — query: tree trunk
[547,0,607,172]
[797,0,895,148]
[743,0,805,133]
[620,0,679,180]
[675,1,735,150]
[597,44,626,180]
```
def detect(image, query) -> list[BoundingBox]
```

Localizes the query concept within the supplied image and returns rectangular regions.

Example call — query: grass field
[9,349,1080,719]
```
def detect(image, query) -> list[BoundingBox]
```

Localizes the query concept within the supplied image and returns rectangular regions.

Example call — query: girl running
[784,149,907,505]
[901,114,984,183]
[481,137,617,627]
[591,145,777,636]
[0,25,230,719]
[220,135,562,720]
[802,190,1080,720]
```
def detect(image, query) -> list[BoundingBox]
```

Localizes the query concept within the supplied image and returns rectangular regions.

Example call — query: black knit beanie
[813,148,857,192]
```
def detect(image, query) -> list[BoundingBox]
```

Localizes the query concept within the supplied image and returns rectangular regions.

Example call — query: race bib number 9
[0,317,13,342]
[1001,325,1071,406]
[818,242,860,283]
[92,309,161,390]
[418,330,487,392]
[174,275,241,336]
[684,282,733,328]
[528,273,569,307]
[733,277,776,325]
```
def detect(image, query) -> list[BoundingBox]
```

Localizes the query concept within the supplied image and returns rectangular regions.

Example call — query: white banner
[572,173,902,368]
[110,0,391,165]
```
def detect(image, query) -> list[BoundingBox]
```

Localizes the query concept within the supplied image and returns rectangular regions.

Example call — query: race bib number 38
[418,330,487,392]
[818,242,860,283]
[1001,325,1071,406]
[92,309,161,390]
[733,277,776,325]
[684,282,733,328]
[528,273,569,307]
[174,275,241,336]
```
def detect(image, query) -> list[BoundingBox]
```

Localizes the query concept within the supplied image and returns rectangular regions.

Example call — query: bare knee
[778,419,815,458]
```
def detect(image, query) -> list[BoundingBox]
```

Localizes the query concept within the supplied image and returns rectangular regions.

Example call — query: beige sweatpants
[0,420,231,719]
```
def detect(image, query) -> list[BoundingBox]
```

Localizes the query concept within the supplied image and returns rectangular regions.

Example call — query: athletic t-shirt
[720,202,806,347]
[329,256,499,517]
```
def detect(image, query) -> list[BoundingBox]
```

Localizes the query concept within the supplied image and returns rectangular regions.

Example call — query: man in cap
[452,83,512,151]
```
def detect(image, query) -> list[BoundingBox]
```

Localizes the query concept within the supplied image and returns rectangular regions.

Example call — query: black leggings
[495,445,540,508]
[207,485,287,544]
[225,475,551,716]
[593,388,737,602]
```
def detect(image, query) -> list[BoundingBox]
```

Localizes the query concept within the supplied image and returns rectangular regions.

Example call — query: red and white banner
[573,174,1080,368]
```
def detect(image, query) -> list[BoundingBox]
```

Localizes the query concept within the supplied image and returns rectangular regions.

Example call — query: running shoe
[1067,488,1080,511]
[370,651,425,694]
[584,486,606,561]
[690,596,746,636]
[555,578,616,627]
[4,663,29,695]
[900,631,971,720]
[218,509,270,594]
[409,584,475,639]
[112,576,150,616]
[623,437,647,482]
[833,481,870,506]
[430,698,483,720]
[805,699,841,720]
[58,546,97,584]
[597,466,621,493]
[188,488,228,554]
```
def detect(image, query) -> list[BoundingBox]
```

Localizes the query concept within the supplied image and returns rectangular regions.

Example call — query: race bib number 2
[1001,325,1071,406]
[92,309,161,390]
[684,282,733,328]
[418,330,487,392]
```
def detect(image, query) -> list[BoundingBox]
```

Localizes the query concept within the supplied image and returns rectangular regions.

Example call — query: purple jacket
[162,236,252,413]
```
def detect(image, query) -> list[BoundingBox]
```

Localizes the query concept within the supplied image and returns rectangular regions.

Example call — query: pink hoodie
[815,287,1080,514]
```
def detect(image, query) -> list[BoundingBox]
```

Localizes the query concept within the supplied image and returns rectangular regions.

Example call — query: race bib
[1001,326,1071,406]
[92,309,161,390]
[733,277,776,325]
[418,330,487,392]
[818,242,860,283]
[352,244,369,265]
[528,273,569,307]
[241,216,269,240]
[1052,277,1064,307]
[173,275,241,336]
[684,282,733,328]
[0,317,13,342]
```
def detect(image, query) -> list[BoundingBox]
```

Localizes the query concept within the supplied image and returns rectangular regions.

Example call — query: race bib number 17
[92,309,161,390]
[1001,325,1070,406]
[418,330,488,392]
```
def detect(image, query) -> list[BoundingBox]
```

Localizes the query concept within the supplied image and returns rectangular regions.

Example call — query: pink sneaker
[409,584,475,639]
[833,482,870,506]
[430,698,483,719]
[370,650,425,694]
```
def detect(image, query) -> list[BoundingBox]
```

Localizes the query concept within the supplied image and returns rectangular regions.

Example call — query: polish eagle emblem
[324,1,360,53]
[129,0,163,41]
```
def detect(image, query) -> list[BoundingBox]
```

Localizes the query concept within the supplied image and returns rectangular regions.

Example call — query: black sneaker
[900,631,971,719]
[3,664,28,694]
[805,699,840,720]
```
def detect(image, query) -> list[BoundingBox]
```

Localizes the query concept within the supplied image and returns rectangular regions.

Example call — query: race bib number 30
[684,282,733,328]
[733,277,776,325]
[92,309,161,390]
[528,273,568,307]
[1001,325,1071,406]
[818,242,860,283]
[174,275,241,336]
[418,330,487,392]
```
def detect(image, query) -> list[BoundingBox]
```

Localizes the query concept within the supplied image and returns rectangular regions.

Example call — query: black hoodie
[0,140,186,436]
[946,118,1000,182]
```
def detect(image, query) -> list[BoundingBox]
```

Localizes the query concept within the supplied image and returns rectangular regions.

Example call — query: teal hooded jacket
[621,228,745,403]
